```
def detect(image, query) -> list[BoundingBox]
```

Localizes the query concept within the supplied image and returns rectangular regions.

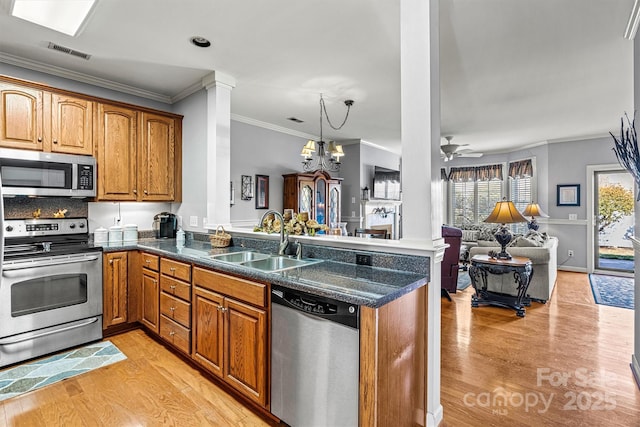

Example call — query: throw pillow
[462,230,478,242]
[514,236,544,247]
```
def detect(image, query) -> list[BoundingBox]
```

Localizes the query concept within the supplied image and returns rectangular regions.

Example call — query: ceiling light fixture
[11,0,97,37]
[624,0,640,40]
[301,95,354,173]
[190,36,211,47]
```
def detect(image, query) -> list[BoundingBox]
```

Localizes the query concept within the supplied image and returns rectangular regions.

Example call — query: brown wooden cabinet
[0,82,93,154]
[96,106,181,202]
[103,252,128,329]
[192,267,268,408]
[159,258,192,355]
[140,252,160,333]
[283,170,342,226]
[0,83,44,150]
[96,104,138,200]
[50,93,93,155]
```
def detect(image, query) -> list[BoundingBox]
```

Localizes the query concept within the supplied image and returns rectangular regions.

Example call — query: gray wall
[229,121,311,225]
[171,88,208,232]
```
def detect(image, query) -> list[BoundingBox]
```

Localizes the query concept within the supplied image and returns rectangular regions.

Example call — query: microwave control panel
[77,165,94,190]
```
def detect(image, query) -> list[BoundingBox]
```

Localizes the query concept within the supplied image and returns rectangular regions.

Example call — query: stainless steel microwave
[0,148,96,197]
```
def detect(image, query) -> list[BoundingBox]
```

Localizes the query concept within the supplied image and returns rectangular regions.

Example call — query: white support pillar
[400,0,444,425]
[202,72,236,228]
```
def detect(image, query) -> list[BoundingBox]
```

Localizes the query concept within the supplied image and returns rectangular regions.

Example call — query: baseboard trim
[427,404,444,427]
[632,355,640,391]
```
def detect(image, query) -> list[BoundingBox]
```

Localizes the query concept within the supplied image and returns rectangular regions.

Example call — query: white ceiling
[0,0,635,155]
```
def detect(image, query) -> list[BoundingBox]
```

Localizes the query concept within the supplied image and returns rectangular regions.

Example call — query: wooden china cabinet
[282,170,342,226]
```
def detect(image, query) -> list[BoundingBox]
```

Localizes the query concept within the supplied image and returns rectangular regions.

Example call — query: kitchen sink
[209,251,321,272]
[210,251,270,263]
[242,256,321,272]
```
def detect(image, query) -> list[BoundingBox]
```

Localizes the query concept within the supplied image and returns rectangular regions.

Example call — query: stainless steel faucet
[260,210,289,255]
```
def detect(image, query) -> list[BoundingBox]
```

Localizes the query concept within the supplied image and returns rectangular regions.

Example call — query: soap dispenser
[176,227,186,247]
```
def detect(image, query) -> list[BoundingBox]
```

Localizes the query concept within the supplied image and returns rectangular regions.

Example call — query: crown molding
[0,52,172,103]
[230,114,317,140]
[170,81,203,104]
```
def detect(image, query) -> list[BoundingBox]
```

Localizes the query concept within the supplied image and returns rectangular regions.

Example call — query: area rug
[0,340,126,402]
[589,274,635,310]
[457,271,472,290]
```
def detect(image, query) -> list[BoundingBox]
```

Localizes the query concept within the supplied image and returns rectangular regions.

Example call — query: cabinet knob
[144,190,148,195]
[170,307,175,311]
[133,189,138,194]
[169,331,175,336]
[145,259,150,264]
[37,137,42,142]
[53,140,58,144]
[109,259,113,265]
[219,306,227,313]
[170,285,176,290]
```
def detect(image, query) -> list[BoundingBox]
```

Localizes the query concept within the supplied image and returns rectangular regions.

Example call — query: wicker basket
[210,225,232,248]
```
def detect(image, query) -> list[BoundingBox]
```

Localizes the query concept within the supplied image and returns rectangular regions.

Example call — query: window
[508,159,534,234]
[449,164,504,226]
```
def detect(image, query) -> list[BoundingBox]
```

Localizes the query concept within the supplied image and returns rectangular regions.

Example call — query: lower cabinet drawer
[160,315,190,355]
[160,292,191,328]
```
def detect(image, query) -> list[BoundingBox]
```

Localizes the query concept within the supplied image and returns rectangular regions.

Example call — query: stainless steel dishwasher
[271,284,359,427]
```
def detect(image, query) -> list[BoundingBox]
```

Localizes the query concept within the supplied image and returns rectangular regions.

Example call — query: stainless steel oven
[0,218,103,367]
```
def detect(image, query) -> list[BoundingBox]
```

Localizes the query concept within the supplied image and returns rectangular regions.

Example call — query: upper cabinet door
[139,112,175,201]
[96,103,138,201]
[0,83,44,150]
[50,94,94,155]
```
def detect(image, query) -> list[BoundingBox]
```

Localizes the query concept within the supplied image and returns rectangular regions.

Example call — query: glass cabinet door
[329,186,340,226]
[300,183,313,214]
[316,178,326,225]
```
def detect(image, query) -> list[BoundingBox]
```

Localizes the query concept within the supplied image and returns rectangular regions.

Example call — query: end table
[469,254,533,317]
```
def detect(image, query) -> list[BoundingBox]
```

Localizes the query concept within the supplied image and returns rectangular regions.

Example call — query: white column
[400,0,445,425]
[203,72,236,228]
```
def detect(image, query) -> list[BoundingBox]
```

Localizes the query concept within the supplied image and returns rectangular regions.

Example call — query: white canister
[108,225,123,245]
[94,227,108,246]
[123,224,138,243]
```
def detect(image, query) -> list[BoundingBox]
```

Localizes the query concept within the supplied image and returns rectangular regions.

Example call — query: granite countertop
[101,238,428,308]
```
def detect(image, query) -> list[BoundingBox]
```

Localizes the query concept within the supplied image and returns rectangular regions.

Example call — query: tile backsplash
[3,197,88,219]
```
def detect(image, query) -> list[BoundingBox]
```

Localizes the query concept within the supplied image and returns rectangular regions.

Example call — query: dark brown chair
[441,226,463,300]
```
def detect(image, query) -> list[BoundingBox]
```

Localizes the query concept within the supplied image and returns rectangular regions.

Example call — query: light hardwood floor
[441,271,640,426]
[0,330,272,426]
[1,271,638,426]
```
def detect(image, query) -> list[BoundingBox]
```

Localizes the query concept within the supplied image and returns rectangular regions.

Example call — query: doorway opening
[594,169,634,274]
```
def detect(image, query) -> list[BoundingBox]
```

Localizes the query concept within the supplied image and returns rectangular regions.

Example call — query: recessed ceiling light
[11,0,97,37]
[190,36,211,48]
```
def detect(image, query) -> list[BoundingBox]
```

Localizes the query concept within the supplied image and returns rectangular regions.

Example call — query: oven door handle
[2,254,101,272]
[0,317,100,345]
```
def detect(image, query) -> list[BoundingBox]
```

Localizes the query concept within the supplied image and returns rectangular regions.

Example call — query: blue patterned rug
[0,341,126,402]
[457,271,472,290]
[589,274,635,310]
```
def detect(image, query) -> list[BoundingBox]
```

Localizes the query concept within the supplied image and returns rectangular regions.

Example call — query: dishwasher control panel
[272,285,359,329]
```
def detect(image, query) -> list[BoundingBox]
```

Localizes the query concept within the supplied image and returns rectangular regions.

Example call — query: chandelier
[301,95,354,172]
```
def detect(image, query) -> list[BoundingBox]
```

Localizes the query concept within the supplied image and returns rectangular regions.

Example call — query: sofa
[468,233,558,303]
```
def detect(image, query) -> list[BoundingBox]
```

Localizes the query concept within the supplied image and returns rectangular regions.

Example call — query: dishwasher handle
[272,285,359,329]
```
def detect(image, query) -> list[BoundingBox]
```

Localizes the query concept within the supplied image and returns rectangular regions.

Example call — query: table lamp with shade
[483,198,528,260]
[521,202,549,231]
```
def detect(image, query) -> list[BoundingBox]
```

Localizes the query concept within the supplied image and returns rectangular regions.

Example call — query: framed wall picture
[241,175,253,200]
[255,175,269,209]
[557,184,580,206]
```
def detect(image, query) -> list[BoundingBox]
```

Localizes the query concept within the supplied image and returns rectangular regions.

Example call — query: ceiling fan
[440,136,483,162]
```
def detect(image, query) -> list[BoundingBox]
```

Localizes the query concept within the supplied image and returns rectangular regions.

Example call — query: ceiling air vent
[47,42,91,60]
